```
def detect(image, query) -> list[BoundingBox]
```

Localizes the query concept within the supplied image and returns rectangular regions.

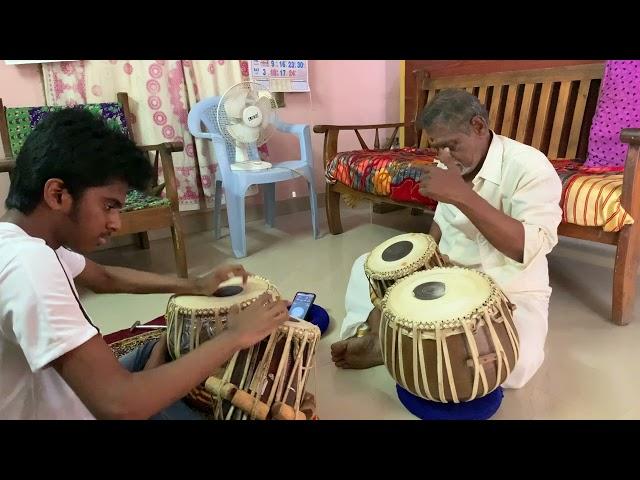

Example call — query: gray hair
[421,89,489,133]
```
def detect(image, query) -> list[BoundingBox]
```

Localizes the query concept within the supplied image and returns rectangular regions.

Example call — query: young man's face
[62,181,128,254]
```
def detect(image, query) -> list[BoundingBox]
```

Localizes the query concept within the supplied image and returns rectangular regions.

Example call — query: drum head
[170,275,274,311]
[385,267,494,328]
[366,233,436,278]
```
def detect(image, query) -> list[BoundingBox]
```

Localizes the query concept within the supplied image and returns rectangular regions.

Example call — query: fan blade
[224,90,248,119]
[228,123,260,143]
[256,96,274,129]
[245,89,259,105]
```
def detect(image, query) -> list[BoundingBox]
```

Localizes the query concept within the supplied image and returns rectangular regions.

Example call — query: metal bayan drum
[380,267,519,403]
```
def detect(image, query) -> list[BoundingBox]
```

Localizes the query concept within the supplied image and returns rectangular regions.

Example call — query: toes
[335,360,350,369]
[330,339,348,358]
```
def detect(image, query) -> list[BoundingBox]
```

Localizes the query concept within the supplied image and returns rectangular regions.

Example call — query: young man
[0,108,289,419]
[331,89,563,389]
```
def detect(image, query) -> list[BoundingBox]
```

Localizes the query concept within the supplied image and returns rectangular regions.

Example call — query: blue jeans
[118,340,207,420]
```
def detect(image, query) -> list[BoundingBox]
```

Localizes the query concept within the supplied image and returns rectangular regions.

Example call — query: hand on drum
[226,293,290,349]
[192,264,250,295]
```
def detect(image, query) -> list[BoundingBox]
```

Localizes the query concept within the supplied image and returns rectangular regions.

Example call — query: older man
[331,89,562,389]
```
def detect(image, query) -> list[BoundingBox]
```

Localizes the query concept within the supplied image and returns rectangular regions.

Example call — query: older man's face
[426,117,490,176]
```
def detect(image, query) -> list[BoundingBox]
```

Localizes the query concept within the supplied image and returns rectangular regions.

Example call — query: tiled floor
[82,204,640,419]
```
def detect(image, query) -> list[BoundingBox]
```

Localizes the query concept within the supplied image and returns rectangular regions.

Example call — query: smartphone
[289,291,316,320]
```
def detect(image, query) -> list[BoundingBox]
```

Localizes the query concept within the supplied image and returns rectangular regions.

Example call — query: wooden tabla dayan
[365,233,450,310]
[165,275,321,419]
[207,318,320,420]
[166,275,278,360]
[380,267,520,403]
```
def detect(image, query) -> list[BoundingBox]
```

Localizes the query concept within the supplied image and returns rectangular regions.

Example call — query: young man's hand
[192,264,250,295]
[225,293,289,349]
[143,332,169,370]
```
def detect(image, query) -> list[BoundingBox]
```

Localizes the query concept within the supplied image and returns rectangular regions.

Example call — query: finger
[418,181,431,195]
[254,293,271,309]
[230,264,247,275]
[272,302,289,318]
[224,265,244,280]
[331,339,348,357]
[412,162,428,173]
[438,150,460,171]
[437,146,453,161]
[414,162,437,174]
[265,293,279,304]
[266,314,287,331]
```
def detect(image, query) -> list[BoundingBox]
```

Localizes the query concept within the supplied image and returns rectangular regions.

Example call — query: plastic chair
[188,96,319,258]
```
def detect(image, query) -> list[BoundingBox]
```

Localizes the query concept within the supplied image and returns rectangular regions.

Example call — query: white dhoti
[339,253,549,389]
[340,254,373,340]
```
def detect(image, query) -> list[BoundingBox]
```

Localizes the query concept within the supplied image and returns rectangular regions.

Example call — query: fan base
[230,161,273,171]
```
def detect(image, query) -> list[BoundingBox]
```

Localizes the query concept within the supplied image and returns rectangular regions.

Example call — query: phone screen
[289,292,316,320]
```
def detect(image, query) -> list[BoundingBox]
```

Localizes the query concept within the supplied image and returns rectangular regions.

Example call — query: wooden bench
[314,63,640,326]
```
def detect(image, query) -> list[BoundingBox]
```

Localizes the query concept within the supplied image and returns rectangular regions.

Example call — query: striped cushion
[561,173,631,232]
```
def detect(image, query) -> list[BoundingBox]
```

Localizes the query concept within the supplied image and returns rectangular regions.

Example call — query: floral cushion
[6,103,169,211]
[325,150,633,232]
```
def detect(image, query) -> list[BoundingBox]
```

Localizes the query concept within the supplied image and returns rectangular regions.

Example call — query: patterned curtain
[42,60,259,211]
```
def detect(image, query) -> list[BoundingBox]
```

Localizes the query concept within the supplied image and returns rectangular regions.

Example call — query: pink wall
[0,62,45,106]
[0,62,46,215]
[267,60,401,200]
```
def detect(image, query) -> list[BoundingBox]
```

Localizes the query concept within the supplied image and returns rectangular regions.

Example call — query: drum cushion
[289,304,330,335]
[396,385,503,420]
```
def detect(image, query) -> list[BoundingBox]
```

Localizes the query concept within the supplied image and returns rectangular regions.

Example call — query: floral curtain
[42,60,259,210]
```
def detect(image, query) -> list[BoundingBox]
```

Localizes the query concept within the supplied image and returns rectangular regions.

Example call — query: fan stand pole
[230,142,271,172]
[235,144,249,165]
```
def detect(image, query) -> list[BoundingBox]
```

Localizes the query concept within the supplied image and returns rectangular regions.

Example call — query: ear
[470,116,488,135]
[42,178,73,213]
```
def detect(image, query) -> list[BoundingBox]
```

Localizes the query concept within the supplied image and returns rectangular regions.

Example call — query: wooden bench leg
[326,183,343,235]
[137,232,150,249]
[170,212,188,278]
[612,224,640,325]
[373,203,405,214]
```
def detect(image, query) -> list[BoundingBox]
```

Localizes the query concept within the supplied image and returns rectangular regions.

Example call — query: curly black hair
[5,108,153,214]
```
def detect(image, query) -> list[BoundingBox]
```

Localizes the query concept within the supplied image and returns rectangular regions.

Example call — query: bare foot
[330,331,383,369]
